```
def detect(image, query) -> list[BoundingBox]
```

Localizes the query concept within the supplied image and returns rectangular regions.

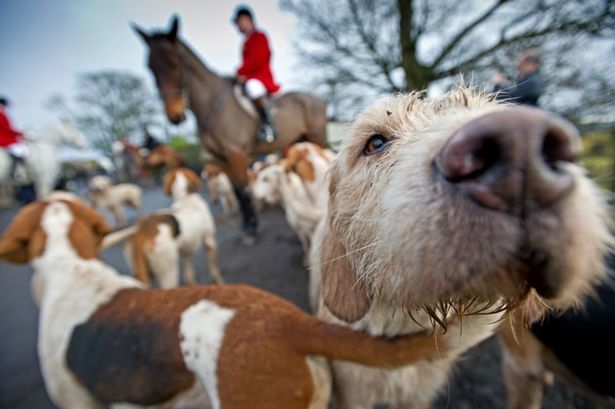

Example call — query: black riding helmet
[232,5,254,23]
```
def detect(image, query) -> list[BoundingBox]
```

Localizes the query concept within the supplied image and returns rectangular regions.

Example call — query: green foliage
[168,135,194,149]
[167,135,202,169]
[581,129,615,192]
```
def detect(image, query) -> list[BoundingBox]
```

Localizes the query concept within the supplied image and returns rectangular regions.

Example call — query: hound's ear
[168,15,180,41]
[131,22,150,43]
[284,146,315,181]
[183,169,202,193]
[63,200,112,247]
[163,170,177,196]
[283,145,301,172]
[279,158,291,172]
[0,202,47,264]
[321,223,371,322]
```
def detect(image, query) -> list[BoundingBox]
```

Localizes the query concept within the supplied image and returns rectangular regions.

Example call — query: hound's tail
[291,316,448,369]
[100,226,138,250]
[129,237,152,286]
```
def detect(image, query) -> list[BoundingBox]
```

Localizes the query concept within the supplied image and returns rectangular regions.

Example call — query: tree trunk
[397,0,434,91]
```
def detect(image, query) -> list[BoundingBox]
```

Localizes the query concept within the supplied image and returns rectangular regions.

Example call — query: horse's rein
[162,46,231,160]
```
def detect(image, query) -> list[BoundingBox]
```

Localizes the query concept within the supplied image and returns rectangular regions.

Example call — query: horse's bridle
[159,87,185,100]
[156,45,233,158]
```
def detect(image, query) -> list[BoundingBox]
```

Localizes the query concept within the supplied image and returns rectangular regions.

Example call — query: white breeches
[245,79,267,100]
[7,143,28,158]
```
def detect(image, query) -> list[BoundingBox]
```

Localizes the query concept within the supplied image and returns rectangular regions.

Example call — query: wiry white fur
[319,300,504,408]
[315,88,611,408]
[179,300,236,409]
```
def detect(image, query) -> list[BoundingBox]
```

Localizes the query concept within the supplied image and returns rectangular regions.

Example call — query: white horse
[0,122,86,199]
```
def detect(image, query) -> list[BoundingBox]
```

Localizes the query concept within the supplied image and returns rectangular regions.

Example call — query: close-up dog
[312,88,612,409]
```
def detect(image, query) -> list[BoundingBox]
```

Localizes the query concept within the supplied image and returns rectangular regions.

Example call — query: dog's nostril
[541,128,578,170]
[442,136,502,183]
[436,107,580,213]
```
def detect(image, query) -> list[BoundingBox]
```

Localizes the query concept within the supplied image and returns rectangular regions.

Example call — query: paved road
[0,186,605,408]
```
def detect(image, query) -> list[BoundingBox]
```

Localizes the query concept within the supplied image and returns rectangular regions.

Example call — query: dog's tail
[129,237,152,286]
[100,226,138,249]
[291,316,448,369]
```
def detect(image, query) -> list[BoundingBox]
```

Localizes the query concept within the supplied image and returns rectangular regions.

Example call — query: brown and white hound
[104,168,224,287]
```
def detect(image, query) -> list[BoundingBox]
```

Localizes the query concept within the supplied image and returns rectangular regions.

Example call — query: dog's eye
[363,134,390,156]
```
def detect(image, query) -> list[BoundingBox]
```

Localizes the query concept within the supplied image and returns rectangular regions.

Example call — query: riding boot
[254,96,276,143]
[9,153,26,182]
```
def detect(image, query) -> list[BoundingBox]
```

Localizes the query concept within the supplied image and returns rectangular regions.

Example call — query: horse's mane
[148,33,233,86]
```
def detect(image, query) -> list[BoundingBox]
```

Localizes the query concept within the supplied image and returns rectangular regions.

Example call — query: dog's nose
[435,107,580,213]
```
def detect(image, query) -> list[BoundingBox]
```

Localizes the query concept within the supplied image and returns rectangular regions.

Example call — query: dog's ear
[284,146,315,182]
[63,200,112,248]
[183,169,202,193]
[320,172,370,322]
[321,225,371,322]
[283,144,304,172]
[0,202,47,264]
[163,170,177,196]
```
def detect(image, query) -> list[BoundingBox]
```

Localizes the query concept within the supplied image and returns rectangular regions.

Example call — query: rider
[491,48,542,107]
[0,97,28,177]
[233,5,280,143]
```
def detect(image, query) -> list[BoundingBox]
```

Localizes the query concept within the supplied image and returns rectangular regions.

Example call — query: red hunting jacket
[237,30,280,94]
[0,108,23,148]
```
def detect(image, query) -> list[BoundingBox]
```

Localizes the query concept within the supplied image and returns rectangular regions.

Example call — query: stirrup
[258,125,276,143]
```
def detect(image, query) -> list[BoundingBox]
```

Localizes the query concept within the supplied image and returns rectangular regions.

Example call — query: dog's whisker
[308,240,382,270]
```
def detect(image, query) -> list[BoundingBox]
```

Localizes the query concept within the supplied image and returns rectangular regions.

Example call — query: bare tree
[281,0,614,120]
[47,71,162,153]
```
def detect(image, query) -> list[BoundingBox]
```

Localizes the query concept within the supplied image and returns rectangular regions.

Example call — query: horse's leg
[225,150,258,237]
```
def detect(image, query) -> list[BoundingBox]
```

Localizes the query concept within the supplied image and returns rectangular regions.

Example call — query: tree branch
[348,0,399,90]
[430,0,508,69]
[435,12,609,79]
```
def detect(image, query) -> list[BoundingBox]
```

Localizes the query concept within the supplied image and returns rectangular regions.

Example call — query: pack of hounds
[0,87,613,409]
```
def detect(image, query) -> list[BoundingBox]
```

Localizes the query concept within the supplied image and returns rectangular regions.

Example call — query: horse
[0,121,86,199]
[133,16,327,237]
[114,140,183,169]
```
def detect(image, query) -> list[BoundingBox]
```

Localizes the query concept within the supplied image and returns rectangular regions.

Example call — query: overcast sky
[0,0,301,132]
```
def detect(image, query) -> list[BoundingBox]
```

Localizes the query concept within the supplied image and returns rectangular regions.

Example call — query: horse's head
[33,121,86,148]
[133,16,187,125]
[57,121,87,148]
